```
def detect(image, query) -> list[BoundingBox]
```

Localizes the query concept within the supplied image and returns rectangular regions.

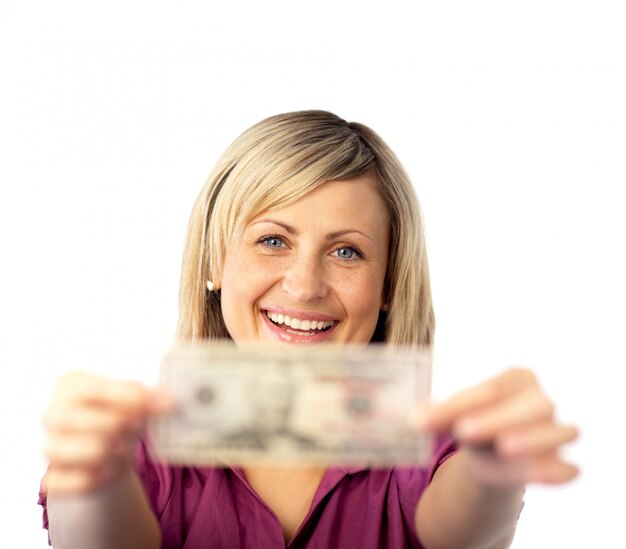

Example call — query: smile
[264,310,335,332]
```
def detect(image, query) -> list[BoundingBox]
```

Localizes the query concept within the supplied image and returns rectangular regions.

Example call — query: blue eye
[260,235,285,249]
[333,247,360,260]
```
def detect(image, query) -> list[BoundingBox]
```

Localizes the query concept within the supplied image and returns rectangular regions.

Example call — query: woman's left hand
[422,367,579,486]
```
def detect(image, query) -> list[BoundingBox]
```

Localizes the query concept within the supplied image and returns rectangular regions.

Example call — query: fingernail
[151,388,175,412]
[410,412,427,431]
[456,418,480,439]
[409,405,433,431]
[502,436,524,456]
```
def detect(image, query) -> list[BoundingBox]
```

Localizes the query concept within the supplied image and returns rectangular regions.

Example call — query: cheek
[339,269,385,319]
[219,256,254,337]
[220,254,279,336]
[335,272,384,344]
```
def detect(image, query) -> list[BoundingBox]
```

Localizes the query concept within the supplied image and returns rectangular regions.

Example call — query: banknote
[149,342,433,467]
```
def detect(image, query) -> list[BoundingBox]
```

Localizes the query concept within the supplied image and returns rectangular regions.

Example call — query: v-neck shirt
[132,436,456,548]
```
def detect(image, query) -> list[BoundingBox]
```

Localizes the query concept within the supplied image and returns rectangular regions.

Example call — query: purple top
[39,437,456,548]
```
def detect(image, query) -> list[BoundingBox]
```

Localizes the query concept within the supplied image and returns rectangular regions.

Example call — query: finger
[406,402,432,431]
[44,405,147,436]
[43,463,127,494]
[150,386,176,414]
[423,368,537,431]
[525,453,580,484]
[54,372,153,413]
[44,467,106,494]
[43,432,133,468]
[498,424,579,458]
[454,388,554,443]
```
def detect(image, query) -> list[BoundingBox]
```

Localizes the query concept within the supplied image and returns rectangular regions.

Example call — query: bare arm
[47,468,161,549]
[415,368,578,549]
[416,450,523,549]
[42,372,171,549]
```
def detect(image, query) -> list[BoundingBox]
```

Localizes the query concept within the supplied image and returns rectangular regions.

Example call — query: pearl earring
[206,280,215,292]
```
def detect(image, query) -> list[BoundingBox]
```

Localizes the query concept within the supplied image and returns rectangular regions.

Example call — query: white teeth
[269,312,284,324]
[266,311,334,331]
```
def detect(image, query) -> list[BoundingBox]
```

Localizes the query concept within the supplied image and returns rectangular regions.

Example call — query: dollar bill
[149,342,433,467]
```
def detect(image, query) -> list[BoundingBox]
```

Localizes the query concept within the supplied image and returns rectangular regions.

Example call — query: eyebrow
[249,219,375,243]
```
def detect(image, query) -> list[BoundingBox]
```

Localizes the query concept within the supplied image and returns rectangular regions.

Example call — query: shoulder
[390,434,458,512]
[393,434,458,485]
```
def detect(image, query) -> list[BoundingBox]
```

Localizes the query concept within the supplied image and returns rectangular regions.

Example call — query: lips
[261,308,339,343]
[265,310,334,332]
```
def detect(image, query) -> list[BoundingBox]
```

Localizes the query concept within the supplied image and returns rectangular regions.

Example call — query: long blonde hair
[177,110,434,346]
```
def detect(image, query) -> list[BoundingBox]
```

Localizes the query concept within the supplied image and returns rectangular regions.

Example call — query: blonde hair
[177,110,434,346]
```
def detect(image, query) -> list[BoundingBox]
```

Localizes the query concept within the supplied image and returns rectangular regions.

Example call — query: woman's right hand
[42,372,170,494]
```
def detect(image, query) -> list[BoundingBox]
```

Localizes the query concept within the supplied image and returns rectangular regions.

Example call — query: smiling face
[219,172,390,345]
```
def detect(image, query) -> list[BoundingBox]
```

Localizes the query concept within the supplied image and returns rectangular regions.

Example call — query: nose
[281,256,329,303]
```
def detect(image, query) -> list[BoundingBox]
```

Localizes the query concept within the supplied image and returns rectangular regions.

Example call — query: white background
[1,1,624,546]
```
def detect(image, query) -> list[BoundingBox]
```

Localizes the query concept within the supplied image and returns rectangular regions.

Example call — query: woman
[40,110,579,548]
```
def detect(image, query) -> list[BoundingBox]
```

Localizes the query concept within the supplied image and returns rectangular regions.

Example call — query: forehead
[249,173,389,229]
